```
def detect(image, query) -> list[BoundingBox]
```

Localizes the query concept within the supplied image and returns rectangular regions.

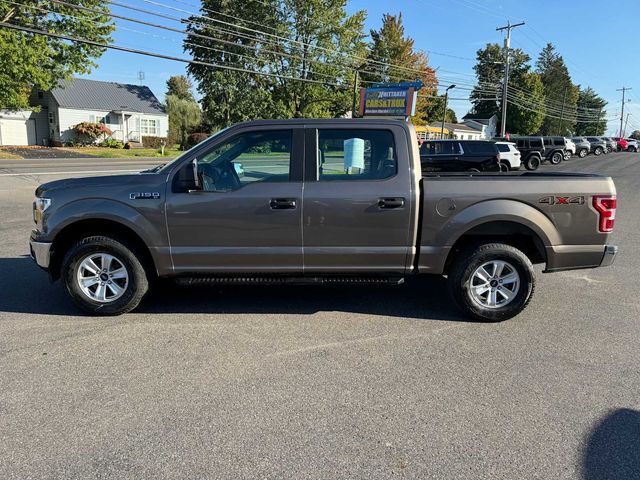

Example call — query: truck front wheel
[61,236,149,315]
[524,155,540,171]
[447,243,535,322]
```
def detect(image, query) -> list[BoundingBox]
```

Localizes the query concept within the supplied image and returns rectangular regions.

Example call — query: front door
[165,127,304,273]
[302,126,415,273]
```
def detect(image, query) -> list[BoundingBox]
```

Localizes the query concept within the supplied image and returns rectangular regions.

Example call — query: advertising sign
[359,81,422,119]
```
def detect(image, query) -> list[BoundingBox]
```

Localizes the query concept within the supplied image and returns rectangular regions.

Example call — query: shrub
[187,132,209,148]
[98,138,124,149]
[141,136,168,148]
[73,122,112,142]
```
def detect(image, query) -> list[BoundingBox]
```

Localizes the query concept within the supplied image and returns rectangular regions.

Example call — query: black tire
[499,161,511,172]
[629,146,637,153]
[524,155,540,171]
[447,243,536,322]
[550,151,563,165]
[579,148,588,158]
[61,236,149,315]
[594,146,603,156]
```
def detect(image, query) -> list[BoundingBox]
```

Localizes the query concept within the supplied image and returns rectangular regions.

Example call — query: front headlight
[33,197,51,224]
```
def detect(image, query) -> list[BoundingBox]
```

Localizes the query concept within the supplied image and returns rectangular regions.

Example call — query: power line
[0,21,347,87]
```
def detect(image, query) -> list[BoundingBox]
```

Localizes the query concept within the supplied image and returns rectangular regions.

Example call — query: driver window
[197,130,292,191]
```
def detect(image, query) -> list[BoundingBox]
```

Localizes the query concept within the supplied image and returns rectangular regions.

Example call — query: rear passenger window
[318,129,397,181]
[464,141,497,154]
[497,144,510,152]
[530,139,543,148]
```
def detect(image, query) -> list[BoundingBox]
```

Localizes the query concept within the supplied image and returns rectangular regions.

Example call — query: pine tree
[365,13,438,125]
[535,43,578,135]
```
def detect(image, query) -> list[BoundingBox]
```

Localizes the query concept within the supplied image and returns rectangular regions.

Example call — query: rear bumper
[544,244,617,272]
[30,239,52,269]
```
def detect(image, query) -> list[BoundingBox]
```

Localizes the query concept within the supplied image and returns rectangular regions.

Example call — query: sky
[78,0,640,135]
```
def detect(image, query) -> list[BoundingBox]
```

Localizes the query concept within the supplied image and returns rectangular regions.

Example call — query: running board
[175,276,405,286]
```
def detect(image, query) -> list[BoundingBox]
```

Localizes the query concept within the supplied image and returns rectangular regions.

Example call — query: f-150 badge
[130,192,160,200]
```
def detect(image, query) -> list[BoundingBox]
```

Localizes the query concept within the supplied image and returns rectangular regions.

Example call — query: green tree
[574,86,607,136]
[469,43,543,135]
[166,95,202,149]
[166,75,195,102]
[535,43,578,135]
[0,1,113,109]
[365,13,438,124]
[185,0,367,129]
[507,72,545,135]
[630,130,640,140]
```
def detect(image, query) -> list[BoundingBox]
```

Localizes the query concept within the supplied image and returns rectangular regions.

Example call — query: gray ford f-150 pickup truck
[30,119,618,321]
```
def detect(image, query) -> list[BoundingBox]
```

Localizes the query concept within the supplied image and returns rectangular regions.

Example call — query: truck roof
[231,118,412,128]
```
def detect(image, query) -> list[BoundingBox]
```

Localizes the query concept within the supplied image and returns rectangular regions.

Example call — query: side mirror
[192,157,201,190]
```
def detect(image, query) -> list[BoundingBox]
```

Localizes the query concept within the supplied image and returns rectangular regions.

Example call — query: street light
[441,84,456,138]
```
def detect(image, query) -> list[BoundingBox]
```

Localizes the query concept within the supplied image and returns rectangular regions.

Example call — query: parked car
[542,136,569,164]
[600,137,616,153]
[625,138,639,152]
[586,137,607,155]
[509,136,545,170]
[565,138,576,159]
[572,137,591,158]
[611,137,628,151]
[419,140,501,172]
[495,142,521,170]
[29,119,618,322]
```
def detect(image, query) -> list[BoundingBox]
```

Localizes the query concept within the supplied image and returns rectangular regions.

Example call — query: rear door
[302,125,415,273]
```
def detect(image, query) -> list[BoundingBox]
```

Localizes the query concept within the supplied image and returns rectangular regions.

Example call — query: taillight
[593,195,617,232]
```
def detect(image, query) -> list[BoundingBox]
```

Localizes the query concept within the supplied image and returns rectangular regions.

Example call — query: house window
[140,118,159,135]
[48,112,55,124]
[89,114,96,123]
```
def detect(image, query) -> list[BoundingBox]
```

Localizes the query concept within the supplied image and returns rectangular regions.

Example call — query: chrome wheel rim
[469,260,520,309]
[76,253,129,303]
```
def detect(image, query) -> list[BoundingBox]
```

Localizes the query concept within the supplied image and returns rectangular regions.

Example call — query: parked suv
[600,137,616,153]
[510,136,544,170]
[419,140,501,172]
[495,142,521,170]
[625,138,639,152]
[565,138,576,159]
[611,137,628,151]
[586,137,607,155]
[572,137,591,158]
[542,136,568,164]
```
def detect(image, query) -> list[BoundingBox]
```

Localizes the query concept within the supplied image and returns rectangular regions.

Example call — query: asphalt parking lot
[1,153,638,479]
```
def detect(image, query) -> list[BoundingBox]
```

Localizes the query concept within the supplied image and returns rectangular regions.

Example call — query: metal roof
[50,78,166,115]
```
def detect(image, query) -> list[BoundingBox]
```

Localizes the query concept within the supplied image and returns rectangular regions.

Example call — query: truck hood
[35,173,164,196]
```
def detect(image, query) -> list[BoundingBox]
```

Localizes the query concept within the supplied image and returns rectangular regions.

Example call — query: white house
[443,122,484,140]
[0,78,168,146]
[461,114,498,140]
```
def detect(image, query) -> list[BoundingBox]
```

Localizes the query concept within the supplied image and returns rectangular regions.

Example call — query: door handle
[378,197,405,209]
[270,198,297,210]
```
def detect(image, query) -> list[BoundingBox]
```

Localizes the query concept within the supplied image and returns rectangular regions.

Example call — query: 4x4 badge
[539,195,585,205]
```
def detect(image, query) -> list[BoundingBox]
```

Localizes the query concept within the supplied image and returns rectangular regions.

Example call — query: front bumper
[30,239,52,269]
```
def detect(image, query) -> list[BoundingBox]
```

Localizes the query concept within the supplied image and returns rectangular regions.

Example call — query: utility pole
[624,113,631,137]
[595,107,603,136]
[351,69,360,118]
[496,21,525,137]
[558,87,568,135]
[441,84,456,139]
[617,86,631,137]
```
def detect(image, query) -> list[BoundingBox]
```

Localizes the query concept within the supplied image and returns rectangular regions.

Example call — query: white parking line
[0,169,141,176]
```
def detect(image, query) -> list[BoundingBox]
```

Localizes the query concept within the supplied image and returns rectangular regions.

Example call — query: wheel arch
[49,218,158,281]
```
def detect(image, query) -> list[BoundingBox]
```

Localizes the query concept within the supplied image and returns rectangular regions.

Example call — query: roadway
[0,152,638,479]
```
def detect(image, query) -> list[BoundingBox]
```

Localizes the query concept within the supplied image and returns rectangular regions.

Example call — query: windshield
[157,127,231,173]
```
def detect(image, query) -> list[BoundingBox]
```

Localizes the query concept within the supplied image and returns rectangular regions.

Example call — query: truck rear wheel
[447,243,535,322]
[61,236,149,316]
